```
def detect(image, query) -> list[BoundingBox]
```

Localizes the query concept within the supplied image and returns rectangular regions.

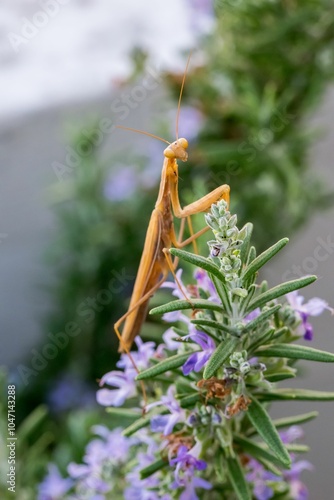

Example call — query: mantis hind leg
[174,216,208,256]
[115,272,168,353]
[162,247,190,305]
[186,215,198,255]
[162,210,216,309]
[162,222,210,307]
[114,272,168,408]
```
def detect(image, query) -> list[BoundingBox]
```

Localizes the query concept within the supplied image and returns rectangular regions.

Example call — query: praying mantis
[114,56,230,354]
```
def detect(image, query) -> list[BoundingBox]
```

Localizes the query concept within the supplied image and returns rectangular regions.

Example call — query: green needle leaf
[106,408,141,421]
[272,411,318,428]
[246,246,257,267]
[150,299,224,316]
[122,409,168,437]
[257,389,334,401]
[169,248,226,282]
[123,393,202,435]
[140,458,168,479]
[179,393,201,408]
[246,411,318,437]
[203,336,240,379]
[239,223,253,266]
[243,238,289,281]
[242,304,281,333]
[136,352,192,380]
[234,435,284,472]
[210,273,232,314]
[191,318,241,337]
[249,327,275,353]
[247,396,291,468]
[246,275,316,313]
[17,406,48,442]
[265,370,296,382]
[255,344,334,363]
[226,455,252,500]
[286,444,309,453]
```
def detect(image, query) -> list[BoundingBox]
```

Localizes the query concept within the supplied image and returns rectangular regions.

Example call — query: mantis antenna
[117,52,192,144]
[175,52,192,140]
[116,125,170,145]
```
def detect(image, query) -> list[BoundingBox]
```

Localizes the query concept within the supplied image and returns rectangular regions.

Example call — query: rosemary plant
[40,201,334,500]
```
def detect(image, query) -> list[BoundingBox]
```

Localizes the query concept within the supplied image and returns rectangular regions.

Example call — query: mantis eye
[178,138,188,149]
[164,147,175,159]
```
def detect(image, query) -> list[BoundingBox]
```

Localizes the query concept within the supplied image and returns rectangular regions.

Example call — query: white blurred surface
[0,0,199,122]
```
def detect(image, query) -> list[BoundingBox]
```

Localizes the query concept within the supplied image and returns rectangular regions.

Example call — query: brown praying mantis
[114,56,230,355]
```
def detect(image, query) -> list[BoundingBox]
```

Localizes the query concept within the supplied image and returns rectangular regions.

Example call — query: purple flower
[280,425,304,444]
[194,268,219,302]
[67,427,136,497]
[97,338,156,407]
[160,327,183,352]
[247,425,313,500]
[124,436,170,500]
[277,425,313,500]
[117,337,156,372]
[170,444,212,500]
[286,291,333,340]
[125,486,171,500]
[247,458,312,500]
[46,373,95,413]
[245,308,261,322]
[161,269,188,300]
[253,482,274,500]
[182,332,215,375]
[85,426,136,466]
[67,462,91,479]
[170,106,204,142]
[96,370,136,407]
[124,432,168,498]
[104,165,138,201]
[147,386,186,435]
[67,458,110,494]
[284,460,313,500]
[38,464,73,500]
[162,309,194,331]
[160,296,199,350]
[246,459,280,500]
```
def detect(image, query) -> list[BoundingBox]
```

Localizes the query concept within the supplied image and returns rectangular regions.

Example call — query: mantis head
[163,138,189,162]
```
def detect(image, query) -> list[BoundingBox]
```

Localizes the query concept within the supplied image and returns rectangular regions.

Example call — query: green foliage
[122,199,334,498]
[226,455,252,500]
[33,196,334,499]
[203,337,241,379]
[136,352,194,380]
[167,0,334,248]
[247,396,291,468]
